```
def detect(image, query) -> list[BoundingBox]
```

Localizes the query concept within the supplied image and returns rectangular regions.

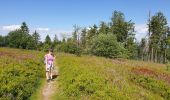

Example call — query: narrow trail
[42,66,59,100]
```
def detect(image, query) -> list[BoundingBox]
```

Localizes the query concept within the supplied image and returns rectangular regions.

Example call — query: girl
[44,49,55,82]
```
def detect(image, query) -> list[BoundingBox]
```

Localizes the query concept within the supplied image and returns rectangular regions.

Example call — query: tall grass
[54,53,167,100]
[1,48,169,100]
[0,48,45,100]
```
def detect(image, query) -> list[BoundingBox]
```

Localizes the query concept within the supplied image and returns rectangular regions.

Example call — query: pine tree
[53,34,59,44]
[99,21,109,34]
[45,35,52,45]
[52,34,59,49]
[32,30,40,49]
[149,12,168,63]
[140,38,146,60]
[21,22,29,34]
[72,25,82,56]
[73,25,81,42]
[80,28,87,48]
[111,10,134,43]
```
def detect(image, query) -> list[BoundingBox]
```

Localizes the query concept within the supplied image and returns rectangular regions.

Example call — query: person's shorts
[46,64,54,72]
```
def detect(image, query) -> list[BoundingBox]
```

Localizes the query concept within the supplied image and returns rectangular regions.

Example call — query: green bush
[91,34,128,58]
[42,44,51,52]
[0,49,44,100]
[55,54,131,99]
[55,41,82,56]
[131,73,170,100]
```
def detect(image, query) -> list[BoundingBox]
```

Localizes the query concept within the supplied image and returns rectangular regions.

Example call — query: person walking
[44,49,55,82]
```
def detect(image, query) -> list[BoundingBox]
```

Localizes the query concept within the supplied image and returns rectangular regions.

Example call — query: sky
[0,0,170,41]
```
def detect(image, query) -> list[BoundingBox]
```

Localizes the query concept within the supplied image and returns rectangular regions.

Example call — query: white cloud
[86,27,91,30]
[36,28,49,31]
[135,24,148,41]
[135,24,148,33]
[36,29,72,41]
[2,25,20,31]
[0,24,73,41]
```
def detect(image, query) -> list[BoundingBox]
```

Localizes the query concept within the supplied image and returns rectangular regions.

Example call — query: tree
[111,10,135,43]
[21,22,29,34]
[7,29,31,49]
[125,36,138,59]
[166,29,170,61]
[91,34,128,58]
[87,24,98,38]
[6,22,40,50]
[92,24,98,36]
[44,35,52,45]
[0,35,6,47]
[72,25,82,56]
[43,43,51,52]
[52,34,59,49]
[5,22,32,49]
[60,32,68,43]
[139,38,147,60]
[149,12,168,63]
[98,21,110,34]
[19,22,31,49]
[43,34,52,51]
[124,26,137,59]
[26,36,36,50]
[80,28,87,48]
[53,34,59,44]
[7,30,22,48]
[32,30,40,49]
[73,25,81,42]
[73,25,79,41]
[86,25,98,49]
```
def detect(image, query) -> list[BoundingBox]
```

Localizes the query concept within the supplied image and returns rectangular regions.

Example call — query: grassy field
[54,53,170,100]
[0,48,45,100]
[1,48,170,100]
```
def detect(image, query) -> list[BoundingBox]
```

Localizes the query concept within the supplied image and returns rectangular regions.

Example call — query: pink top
[45,54,54,65]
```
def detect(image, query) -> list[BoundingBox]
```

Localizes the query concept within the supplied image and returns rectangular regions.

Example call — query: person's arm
[54,55,56,60]
[45,55,48,69]
[53,55,56,66]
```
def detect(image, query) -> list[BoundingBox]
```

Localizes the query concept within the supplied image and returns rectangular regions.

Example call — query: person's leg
[48,71,50,80]
[50,68,53,80]
[45,65,48,80]
[46,66,50,81]
[46,71,49,80]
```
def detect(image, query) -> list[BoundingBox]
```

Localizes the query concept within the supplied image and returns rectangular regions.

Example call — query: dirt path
[42,66,59,100]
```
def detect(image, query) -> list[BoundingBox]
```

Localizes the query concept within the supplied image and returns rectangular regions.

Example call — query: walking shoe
[47,79,50,83]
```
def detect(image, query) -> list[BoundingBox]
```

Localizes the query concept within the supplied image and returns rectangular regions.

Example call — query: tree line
[0,10,170,63]
[0,22,59,51]
[140,12,170,63]
[57,11,137,58]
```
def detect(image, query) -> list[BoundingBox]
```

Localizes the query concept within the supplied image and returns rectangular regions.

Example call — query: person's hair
[49,49,53,53]
[51,53,55,57]
[49,49,55,57]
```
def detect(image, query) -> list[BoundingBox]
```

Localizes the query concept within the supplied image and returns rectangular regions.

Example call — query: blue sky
[0,0,170,41]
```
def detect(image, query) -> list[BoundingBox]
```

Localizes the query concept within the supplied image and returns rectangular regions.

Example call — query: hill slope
[0,48,45,100]
[54,53,170,100]
[1,48,170,100]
